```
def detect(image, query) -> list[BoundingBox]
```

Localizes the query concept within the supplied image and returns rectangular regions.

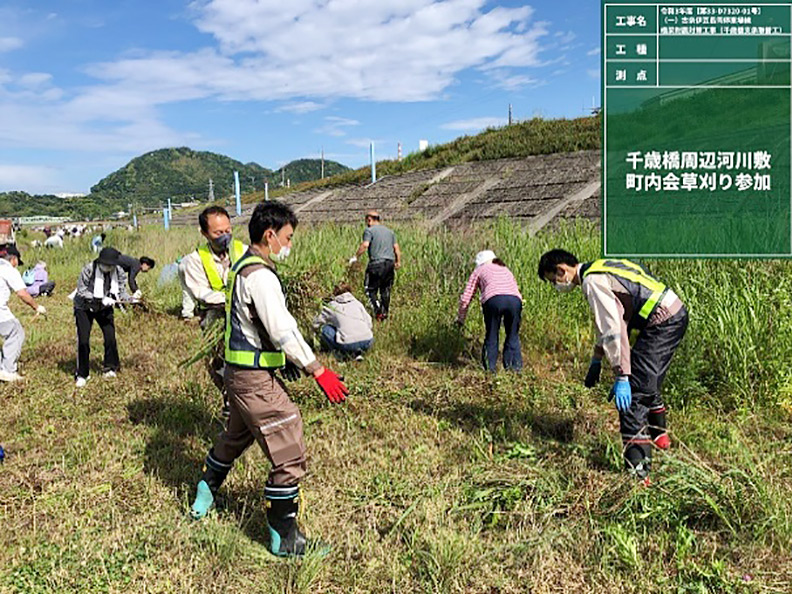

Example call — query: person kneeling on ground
[537,249,688,484]
[456,250,523,372]
[0,246,47,382]
[312,282,374,361]
[73,247,130,387]
[190,200,349,558]
[25,261,55,297]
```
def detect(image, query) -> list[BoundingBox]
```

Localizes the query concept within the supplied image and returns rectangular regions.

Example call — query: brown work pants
[212,365,307,486]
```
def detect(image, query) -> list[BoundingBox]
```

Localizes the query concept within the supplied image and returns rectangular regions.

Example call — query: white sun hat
[474,250,496,268]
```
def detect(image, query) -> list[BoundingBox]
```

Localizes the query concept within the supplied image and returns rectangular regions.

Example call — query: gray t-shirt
[362,225,396,262]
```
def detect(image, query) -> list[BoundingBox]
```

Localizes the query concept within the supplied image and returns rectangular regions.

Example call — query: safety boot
[653,433,671,450]
[266,484,330,558]
[190,449,232,520]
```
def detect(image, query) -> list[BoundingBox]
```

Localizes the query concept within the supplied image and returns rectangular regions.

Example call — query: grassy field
[2,220,792,593]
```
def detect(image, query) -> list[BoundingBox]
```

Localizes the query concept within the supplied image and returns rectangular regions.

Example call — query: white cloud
[488,69,542,90]
[587,47,601,56]
[18,73,52,88]
[314,116,360,137]
[0,37,23,52]
[84,0,549,103]
[554,31,576,44]
[0,1,553,157]
[276,101,326,114]
[0,164,57,192]
[441,116,506,131]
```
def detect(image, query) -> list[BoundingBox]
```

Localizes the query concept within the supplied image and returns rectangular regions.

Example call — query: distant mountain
[0,191,105,221]
[273,158,349,186]
[89,148,349,208]
[0,148,351,220]
[90,147,272,206]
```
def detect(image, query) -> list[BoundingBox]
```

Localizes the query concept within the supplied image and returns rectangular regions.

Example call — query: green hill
[90,148,349,206]
[90,147,272,206]
[0,191,110,221]
[0,149,349,221]
[274,158,349,186]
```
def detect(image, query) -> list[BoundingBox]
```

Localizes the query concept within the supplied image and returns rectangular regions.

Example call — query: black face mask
[211,233,232,253]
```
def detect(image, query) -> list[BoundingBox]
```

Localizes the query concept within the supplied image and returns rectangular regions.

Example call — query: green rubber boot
[190,480,214,520]
[266,484,330,558]
[189,449,232,520]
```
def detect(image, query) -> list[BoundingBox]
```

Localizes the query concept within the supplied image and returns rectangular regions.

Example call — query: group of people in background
[0,199,688,557]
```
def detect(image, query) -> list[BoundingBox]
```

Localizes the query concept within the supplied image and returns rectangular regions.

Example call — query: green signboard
[603,1,792,257]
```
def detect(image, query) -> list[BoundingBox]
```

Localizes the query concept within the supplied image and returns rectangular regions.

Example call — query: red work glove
[315,368,348,404]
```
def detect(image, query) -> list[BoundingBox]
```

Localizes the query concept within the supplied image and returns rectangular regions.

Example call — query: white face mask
[269,234,291,263]
[554,280,575,293]
[553,268,575,293]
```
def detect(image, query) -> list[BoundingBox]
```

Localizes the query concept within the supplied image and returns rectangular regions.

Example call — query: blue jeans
[320,325,373,357]
[481,295,522,372]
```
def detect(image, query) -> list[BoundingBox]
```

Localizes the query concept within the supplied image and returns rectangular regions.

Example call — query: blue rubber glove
[584,358,601,388]
[611,376,632,413]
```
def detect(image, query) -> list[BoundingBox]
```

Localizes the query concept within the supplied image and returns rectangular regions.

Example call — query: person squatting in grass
[348,210,401,321]
[538,249,688,483]
[190,200,349,558]
[456,250,523,372]
[0,245,47,382]
[180,206,247,419]
[73,247,130,388]
[312,282,374,361]
[24,261,55,297]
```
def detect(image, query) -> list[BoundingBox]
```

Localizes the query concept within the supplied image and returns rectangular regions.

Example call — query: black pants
[35,281,55,296]
[365,260,395,318]
[482,295,523,372]
[620,307,689,475]
[75,307,119,378]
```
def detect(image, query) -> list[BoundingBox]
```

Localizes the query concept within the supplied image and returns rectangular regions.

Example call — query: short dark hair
[139,256,156,268]
[538,249,578,281]
[249,201,298,244]
[333,282,352,296]
[199,206,231,233]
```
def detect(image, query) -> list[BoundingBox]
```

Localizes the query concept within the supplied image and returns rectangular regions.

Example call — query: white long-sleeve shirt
[182,243,248,307]
[233,261,320,373]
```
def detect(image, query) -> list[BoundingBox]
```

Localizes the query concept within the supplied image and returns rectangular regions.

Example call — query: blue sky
[0,0,600,195]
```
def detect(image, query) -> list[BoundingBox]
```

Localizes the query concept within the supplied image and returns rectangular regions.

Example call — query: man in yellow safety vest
[182,206,247,418]
[190,201,349,558]
[538,249,688,484]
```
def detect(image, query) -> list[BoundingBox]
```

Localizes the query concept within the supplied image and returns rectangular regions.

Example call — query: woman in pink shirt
[456,250,523,372]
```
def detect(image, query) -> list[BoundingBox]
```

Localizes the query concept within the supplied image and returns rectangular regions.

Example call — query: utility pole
[508,103,513,126]
[321,147,325,179]
[397,142,402,161]
[370,141,376,184]
[281,169,285,187]
[249,176,255,192]
[208,179,215,202]
[234,170,241,216]
[264,181,269,201]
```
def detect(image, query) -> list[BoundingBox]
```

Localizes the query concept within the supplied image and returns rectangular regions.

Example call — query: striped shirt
[458,262,522,320]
